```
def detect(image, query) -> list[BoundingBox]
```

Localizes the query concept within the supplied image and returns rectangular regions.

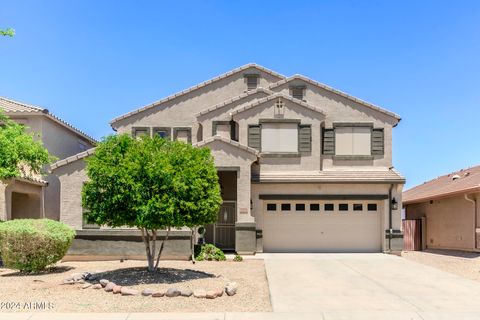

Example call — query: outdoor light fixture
[391,197,398,210]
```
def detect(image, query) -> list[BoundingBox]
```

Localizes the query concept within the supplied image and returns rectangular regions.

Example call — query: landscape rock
[180,289,193,297]
[165,288,181,297]
[76,279,86,284]
[193,289,206,298]
[81,283,92,289]
[82,272,93,280]
[225,282,238,296]
[62,279,75,285]
[121,287,139,296]
[71,273,84,281]
[152,290,166,297]
[214,288,223,297]
[104,282,116,292]
[113,285,123,294]
[99,279,109,287]
[206,290,217,299]
[92,284,103,289]
[142,288,154,296]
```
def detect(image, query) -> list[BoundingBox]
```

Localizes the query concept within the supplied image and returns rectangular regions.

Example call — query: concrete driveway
[263,253,480,319]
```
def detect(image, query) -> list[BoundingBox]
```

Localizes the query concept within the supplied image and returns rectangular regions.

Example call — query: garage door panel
[263,201,382,253]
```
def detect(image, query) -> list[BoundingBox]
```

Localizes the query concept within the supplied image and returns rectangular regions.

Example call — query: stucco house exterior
[403,165,480,252]
[0,97,96,222]
[51,63,405,256]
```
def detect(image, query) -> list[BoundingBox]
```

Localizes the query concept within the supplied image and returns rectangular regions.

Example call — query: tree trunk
[191,228,196,264]
[140,228,155,272]
[154,227,171,269]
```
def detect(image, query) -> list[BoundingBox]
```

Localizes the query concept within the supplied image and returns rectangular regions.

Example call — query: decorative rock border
[63,273,238,299]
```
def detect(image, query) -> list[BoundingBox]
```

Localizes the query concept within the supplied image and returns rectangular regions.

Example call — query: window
[367,203,378,211]
[291,86,304,100]
[353,204,363,211]
[132,127,150,138]
[339,203,349,211]
[324,203,334,211]
[281,203,291,211]
[173,128,192,143]
[153,127,170,140]
[261,122,298,153]
[267,203,277,211]
[310,203,320,211]
[295,203,305,211]
[335,127,371,156]
[245,74,259,90]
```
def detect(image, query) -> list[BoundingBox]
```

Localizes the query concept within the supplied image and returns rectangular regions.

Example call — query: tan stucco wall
[0,180,44,221]
[232,98,324,172]
[113,68,283,142]
[405,193,480,251]
[53,159,88,230]
[271,83,395,170]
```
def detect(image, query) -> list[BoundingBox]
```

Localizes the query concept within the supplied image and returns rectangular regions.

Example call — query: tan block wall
[405,193,479,251]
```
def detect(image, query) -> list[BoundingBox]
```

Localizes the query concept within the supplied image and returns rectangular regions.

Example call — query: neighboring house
[0,97,96,222]
[403,165,480,252]
[52,63,405,256]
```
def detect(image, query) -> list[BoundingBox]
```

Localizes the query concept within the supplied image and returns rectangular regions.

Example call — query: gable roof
[403,165,480,205]
[268,75,401,122]
[194,135,259,157]
[110,63,286,126]
[230,92,325,118]
[0,96,97,144]
[195,87,273,119]
[50,147,96,171]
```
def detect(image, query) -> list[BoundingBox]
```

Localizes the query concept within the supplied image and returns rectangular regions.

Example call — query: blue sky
[1,0,479,189]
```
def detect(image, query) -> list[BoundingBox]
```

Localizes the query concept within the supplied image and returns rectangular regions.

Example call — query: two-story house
[51,64,404,257]
[0,97,96,222]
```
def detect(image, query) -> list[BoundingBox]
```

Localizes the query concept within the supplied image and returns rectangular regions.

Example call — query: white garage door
[263,201,382,253]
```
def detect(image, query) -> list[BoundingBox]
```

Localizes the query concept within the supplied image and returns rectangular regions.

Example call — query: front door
[214,201,236,250]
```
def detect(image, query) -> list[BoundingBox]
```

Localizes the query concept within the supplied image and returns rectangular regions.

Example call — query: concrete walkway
[3,253,480,319]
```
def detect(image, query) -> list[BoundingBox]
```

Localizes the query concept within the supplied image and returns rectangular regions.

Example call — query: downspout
[465,193,477,250]
[388,184,394,251]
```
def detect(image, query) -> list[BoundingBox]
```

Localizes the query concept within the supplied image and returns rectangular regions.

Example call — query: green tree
[0,110,54,180]
[82,134,222,272]
[0,28,15,37]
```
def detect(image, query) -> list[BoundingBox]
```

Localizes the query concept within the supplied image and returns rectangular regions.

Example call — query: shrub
[233,254,243,262]
[0,219,75,272]
[195,244,226,261]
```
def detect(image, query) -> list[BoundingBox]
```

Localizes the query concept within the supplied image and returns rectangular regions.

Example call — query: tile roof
[230,92,326,118]
[268,75,401,122]
[194,135,259,156]
[403,165,480,204]
[253,169,405,183]
[110,63,286,126]
[0,96,97,144]
[50,148,96,170]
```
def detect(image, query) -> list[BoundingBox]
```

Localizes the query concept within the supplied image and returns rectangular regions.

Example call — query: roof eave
[403,186,480,205]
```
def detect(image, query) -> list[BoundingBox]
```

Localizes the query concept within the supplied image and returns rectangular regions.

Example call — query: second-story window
[132,127,150,138]
[245,74,259,90]
[335,127,371,156]
[261,122,298,153]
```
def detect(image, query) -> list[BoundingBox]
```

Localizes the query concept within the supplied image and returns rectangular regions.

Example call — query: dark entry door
[214,202,236,250]
[403,219,422,251]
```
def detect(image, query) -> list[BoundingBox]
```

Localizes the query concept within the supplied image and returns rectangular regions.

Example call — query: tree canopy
[0,28,15,37]
[82,134,222,271]
[0,110,54,180]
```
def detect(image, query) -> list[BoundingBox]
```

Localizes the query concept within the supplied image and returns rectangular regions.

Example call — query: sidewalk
[3,311,480,320]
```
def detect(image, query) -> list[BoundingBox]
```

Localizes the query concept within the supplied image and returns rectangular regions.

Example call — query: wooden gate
[403,219,422,251]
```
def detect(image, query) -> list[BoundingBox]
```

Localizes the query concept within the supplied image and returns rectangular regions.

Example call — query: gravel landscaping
[402,249,480,282]
[0,259,271,313]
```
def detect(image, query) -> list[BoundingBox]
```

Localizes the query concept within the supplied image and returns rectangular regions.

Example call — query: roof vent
[452,174,461,180]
